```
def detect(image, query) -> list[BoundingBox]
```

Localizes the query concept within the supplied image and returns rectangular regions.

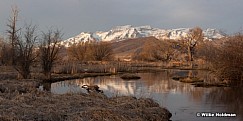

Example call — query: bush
[201,34,243,86]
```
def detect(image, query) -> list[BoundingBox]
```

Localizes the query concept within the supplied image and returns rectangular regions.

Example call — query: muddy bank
[0,80,171,121]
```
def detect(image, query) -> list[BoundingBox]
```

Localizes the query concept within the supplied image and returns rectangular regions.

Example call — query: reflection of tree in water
[140,72,169,86]
[51,70,210,101]
[206,88,243,120]
[140,71,206,103]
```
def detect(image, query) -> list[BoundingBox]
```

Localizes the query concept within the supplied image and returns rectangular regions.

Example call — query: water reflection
[206,87,243,120]
[50,70,242,121]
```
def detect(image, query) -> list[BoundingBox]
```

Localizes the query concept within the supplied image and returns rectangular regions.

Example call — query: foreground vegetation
[0,79,171,121]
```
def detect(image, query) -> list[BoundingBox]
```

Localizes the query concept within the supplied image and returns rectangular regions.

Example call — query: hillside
[111,36,162,60]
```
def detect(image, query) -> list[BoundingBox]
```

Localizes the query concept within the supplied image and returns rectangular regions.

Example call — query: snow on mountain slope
[203,28,225,40]
[62,25,225,47]
[102,25,143,41]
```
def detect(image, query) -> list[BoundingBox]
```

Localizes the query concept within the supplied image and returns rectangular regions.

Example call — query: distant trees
[68,42,90,62]
[39,29,62,80]
[91,42,113,61]
[68,41,113,62]
[133,39,175,62]
[151,40,176,62]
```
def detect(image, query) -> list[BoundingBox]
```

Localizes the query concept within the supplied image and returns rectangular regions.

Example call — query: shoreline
[0,78,172,121]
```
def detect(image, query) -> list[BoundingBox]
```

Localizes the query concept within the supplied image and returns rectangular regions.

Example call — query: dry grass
[0,66,18,80]
[44,73,112,83]
[192,82,230,87]
[179,77,204,83]
[52,61,168,76]
[0,79,40,94]
[171,76,230,87]
[120,73,141,80]
[0,79,172,121]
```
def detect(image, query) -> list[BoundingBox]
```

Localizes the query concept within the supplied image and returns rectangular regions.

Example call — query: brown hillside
[111,37,161,59]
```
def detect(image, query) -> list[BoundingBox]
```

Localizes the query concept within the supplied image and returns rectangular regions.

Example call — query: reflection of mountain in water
[50,70,242,121]
[52,71,205,100]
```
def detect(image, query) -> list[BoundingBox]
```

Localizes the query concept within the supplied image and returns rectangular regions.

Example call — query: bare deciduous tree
[133,39,175,62]
[151,40,176,62]
[91,42,113,61]
[39,29,62,80]
[183,27,203,68]
[6,6,20,65]
[14,24,38,79]
[200,34,243,86]
[67,42,90,62]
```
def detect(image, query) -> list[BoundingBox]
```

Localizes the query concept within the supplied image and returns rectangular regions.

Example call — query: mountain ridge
[61,25,226,47]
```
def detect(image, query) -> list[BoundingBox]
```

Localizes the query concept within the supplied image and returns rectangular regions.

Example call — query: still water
[45,70,242,121]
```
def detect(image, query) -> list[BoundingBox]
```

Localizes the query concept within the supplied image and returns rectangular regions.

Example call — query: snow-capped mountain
[61,25,225,47]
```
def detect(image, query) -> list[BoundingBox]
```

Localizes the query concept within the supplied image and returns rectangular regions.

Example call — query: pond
[41,69,243,121]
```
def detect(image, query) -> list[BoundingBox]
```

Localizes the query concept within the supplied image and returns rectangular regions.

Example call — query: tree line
[67,41,113,62]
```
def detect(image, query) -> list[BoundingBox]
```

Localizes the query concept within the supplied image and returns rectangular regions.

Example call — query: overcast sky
[1,0,243,39]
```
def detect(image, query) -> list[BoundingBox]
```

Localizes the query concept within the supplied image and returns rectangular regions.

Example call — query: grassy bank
[172,76,230,87]
[0,79,171,121]
[45,73,113,83]
[0,93,172,121]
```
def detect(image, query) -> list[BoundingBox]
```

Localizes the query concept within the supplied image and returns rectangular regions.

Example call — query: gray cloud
[1,0,243,39]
